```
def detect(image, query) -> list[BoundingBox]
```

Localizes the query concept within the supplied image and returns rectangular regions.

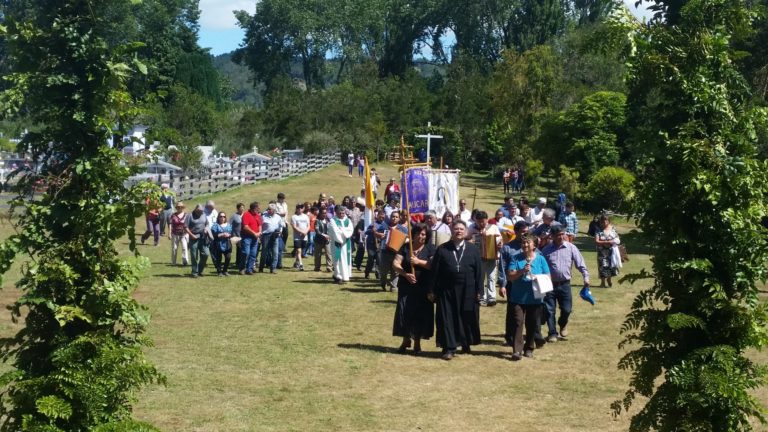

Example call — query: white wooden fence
[128,151,340,202]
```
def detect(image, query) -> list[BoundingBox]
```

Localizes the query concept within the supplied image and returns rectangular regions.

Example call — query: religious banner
[401,167,430,214]
[428,170,459,218]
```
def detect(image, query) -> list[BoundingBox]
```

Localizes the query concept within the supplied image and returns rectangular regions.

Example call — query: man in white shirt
[494,209,515,238]
[466,210,502,306]
[203,200,218,227]
[291,204,310,271]
[458,199,472,223]
[275,192,289,268]
[425,210,451,247]
[531,197,547,226]
[384,197,399,223]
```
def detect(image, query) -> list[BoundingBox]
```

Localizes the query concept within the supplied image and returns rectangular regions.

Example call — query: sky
[198,0,654,56]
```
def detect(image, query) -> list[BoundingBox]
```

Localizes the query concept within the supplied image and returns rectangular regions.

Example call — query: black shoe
[511,352,522,361]
[535,338,546,349]
[523,350,534,358]
[441,351,454,361]
[461,346,472,354]
[396,345,408,354]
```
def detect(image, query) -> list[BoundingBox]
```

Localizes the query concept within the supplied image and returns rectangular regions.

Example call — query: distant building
[282,149,304,161]
[239,149,272,164]
[126,160,183,185]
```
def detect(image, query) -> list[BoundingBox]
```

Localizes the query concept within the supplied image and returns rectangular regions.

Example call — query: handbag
[532,274,553,299]
[619,244,629,262]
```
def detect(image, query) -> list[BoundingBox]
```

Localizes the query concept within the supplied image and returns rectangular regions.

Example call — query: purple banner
[402,168,429,214]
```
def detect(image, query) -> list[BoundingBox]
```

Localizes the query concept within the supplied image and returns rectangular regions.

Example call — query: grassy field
[0,163,765,431]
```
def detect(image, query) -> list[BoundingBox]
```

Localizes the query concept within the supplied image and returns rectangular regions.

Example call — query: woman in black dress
[392,223,436,354]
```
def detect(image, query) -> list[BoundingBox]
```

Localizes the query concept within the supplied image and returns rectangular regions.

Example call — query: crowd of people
[501,167,525,194]
[144,179,623,361]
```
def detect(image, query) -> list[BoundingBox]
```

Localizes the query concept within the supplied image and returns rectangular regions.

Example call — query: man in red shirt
[240,201,263,274]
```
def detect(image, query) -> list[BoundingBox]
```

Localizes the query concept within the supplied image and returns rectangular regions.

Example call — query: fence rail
[127,151,340,202]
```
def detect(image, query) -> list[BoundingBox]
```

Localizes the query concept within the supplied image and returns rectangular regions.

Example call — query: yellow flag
[364,157,375,208]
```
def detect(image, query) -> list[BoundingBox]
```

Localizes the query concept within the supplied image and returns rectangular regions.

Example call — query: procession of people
[148,164,615,362]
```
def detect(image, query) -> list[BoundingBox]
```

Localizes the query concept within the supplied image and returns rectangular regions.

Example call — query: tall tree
[489,45,562,162]
[613,0,768,430]
[234,0,334,89]
[0,0,163,429]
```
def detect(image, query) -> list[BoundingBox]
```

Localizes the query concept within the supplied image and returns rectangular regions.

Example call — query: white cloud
[199,0,255,30]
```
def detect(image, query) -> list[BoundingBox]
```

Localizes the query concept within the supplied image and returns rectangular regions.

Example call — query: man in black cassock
[429,220,483,360]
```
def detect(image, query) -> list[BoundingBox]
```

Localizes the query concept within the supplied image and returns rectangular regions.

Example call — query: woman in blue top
[211,212,234,276]
[501,233,550,361]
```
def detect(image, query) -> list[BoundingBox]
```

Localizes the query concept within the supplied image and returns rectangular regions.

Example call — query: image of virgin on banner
[402,168,430,214]
[429,171,459,218]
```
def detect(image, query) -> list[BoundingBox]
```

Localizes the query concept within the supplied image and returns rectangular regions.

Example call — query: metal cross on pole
[415,122,443,167]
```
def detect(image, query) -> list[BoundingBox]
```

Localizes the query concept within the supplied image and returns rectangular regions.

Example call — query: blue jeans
[189,236,209,275]
[544,282,573,336]
[277,234,285,268]
[240,236,260,273]
[498,259,507,287]
[305,232,315,256]
[260,232,280,271]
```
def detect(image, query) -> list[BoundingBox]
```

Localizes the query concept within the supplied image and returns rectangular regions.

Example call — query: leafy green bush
[612,0,768,429]
[524,159,544,189]
[0,1,164,430]
[538,91,626,178]
[558,164,581,198]
[302,130,337,155]
[0,137,16,152]
[583,166,634,212]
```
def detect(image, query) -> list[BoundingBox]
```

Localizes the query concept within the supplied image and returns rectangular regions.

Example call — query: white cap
[538,197,546,204]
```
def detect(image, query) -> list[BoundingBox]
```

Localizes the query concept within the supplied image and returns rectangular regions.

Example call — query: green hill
[213,52,263,107]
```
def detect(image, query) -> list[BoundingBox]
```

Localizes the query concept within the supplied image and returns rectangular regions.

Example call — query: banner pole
[400,136,416,275]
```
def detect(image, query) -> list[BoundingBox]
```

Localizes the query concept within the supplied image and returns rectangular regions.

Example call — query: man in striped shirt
[540,224,590,342]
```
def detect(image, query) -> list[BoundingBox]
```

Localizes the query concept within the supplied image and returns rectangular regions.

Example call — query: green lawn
[0,163,765,431]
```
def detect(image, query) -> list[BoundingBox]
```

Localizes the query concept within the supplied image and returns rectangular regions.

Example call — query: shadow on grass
[338,343,397,354]
[341,287,382,294]
[464,349,510,360]
[338,342,511,360]
[620,230,652,256]
[370,299,396,304]
[154,273,196,278]
[292,278,337,285]
[338,343,453,359]
[480,339,509,347]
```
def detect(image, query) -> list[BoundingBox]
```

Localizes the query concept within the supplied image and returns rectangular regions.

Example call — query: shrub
[524,159,544,189]
[558,165,581,198]
[301,130,337,154]
[583,166,634,212]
